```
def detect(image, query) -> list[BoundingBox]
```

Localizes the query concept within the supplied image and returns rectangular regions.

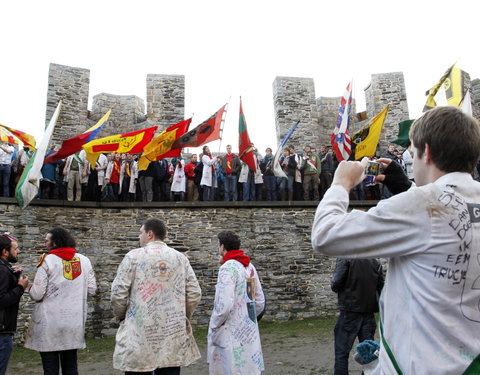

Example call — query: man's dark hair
[143,219,166,240]
[217,231,241,251]
[48,227,76,248]
[0,235,12,254]
[410,106,480,173]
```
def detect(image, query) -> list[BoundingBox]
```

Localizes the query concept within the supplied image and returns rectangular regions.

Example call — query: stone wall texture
[146,74,185,131]
[0,200,373,340]
[91,93,146,135]
[364,72,410,151]
[471,79,480,120]
[273,77,320,149]
[46,63,90,146]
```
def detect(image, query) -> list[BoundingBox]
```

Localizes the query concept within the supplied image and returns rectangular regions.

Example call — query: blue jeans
[334,311,376,375]
[40,349,78,375]
[223,174,237,201]
[0,165,11,197]
[0,334,13,375]
[242,174,255,201]
[264,175,277,201]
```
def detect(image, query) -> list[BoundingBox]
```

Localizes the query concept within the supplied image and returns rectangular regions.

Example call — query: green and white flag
[15,101,62,208]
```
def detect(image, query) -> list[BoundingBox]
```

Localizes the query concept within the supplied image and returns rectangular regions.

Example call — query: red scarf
[49,247,76,260]
[223,249,250,267]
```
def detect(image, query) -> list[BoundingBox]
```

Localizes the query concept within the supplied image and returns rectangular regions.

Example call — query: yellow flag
[445,66,466,107]
[353,105,390,160]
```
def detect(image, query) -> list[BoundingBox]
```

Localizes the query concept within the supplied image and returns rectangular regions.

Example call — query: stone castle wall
[272,77,320,148]
[46,65,185,144]
[90,93,146,135]
[0,200,368,339]
[364,72,410,151]
[46,63,90,146]
[146,74,185,132]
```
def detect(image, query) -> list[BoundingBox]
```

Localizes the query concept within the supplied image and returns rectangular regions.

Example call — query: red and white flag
[331,81,353,161]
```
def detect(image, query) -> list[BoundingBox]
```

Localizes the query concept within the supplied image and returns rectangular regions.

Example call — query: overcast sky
[1,0,479,154]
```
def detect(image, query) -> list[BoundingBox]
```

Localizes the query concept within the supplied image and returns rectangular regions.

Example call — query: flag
[0,124,36,150]
[238,99,256,172]
[44,109,111,164]
[352,105,390,160]
[82,126,157,167]
[137,118,192,171]
[390,119,414,148]
[423,63,471,111]
[0,127,21,146]
[331,81,353,161]
[171,104,226,149]
[15,101,62,208]
[273,120,300,178]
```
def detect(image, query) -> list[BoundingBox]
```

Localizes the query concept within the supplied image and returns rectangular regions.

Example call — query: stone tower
[91,94,146,135]
[470,79,480,121]
[272,77,320,149]
[46,63,90,146]
[146,74,185,131]
[364,72,410,151]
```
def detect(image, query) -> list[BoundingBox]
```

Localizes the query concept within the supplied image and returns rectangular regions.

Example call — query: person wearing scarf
[207,231,265,375]
[24,228,96,375]
[200,145,218,201]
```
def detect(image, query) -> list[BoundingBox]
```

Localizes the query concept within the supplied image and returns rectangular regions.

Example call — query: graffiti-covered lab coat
[111,241,202,372]
[24,253,97,351]
[208,260,265,375]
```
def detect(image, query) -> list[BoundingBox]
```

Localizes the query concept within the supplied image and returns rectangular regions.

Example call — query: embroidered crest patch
[62,257,82,280]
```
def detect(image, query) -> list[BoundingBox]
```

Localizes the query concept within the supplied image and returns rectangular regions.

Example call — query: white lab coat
[200,155,217,188]
[111,241,202,372]
[96,153,108,186]
[208,260,265,375]
[24,252,97,351]
[312,172,480,375]
[170,159,186,193]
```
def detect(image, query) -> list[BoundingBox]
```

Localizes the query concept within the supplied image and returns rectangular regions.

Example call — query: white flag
[15,101,62,208]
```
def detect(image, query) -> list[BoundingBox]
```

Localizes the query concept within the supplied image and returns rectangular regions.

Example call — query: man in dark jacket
[331,258,384,375]
[0,233,29,375]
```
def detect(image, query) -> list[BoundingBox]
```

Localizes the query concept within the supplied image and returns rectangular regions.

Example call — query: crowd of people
[0,222,265,375]
[1,139,449,204]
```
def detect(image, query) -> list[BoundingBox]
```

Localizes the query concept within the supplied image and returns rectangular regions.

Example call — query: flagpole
[217,97,230,154]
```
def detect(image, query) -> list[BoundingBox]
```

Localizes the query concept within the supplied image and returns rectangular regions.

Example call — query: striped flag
[273,120,300,178]
[331,81,353,162]
[0,124,36,150]
[44,109,111,164]
[82,126,157,167]
[15,101,62,208]
[0,127,22,146]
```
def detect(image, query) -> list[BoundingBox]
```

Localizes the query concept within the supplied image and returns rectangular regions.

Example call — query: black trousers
[333,311,376,375]
[40,349,78,375]
[126,367,180,375]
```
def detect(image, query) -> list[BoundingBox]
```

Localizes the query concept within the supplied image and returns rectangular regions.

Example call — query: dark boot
[288,191,293,201]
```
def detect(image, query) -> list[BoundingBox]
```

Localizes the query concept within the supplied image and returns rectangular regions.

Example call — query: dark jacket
[151,159,169,182]
[0,258,25,333]
[331,258,384,313]
[260,154,275,176]
[220,153,241,176]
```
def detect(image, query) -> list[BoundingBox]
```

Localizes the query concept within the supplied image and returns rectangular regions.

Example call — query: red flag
[82,126,157,167]
[171,105,226,149]
[238,99,256,172]
[331,82,353,161]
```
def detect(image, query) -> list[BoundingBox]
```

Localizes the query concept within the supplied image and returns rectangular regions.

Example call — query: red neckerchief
[223,249,250,267]
[49,247,76,261]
